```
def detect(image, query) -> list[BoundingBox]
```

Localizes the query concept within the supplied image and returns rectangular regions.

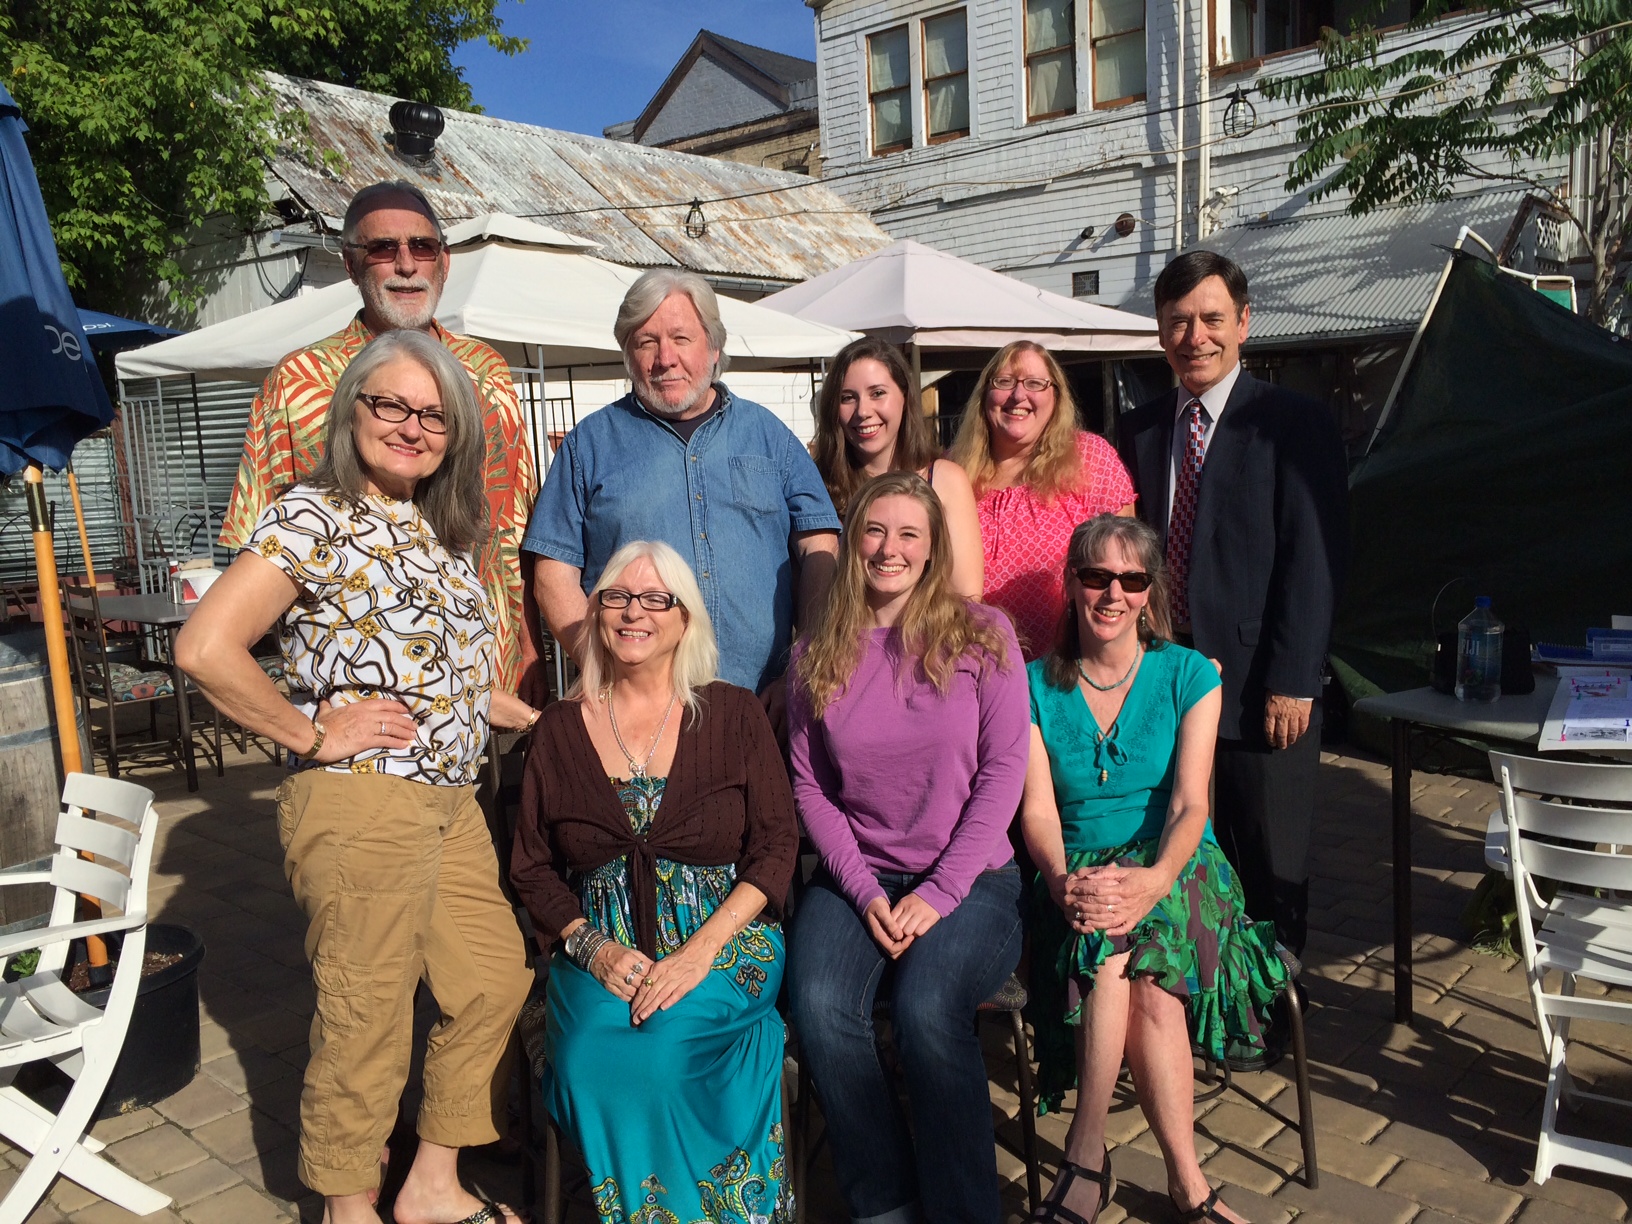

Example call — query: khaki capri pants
[275,769,531,1196]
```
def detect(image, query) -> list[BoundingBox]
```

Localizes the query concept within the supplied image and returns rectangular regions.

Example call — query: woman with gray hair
[511,539,799,1223]
[177,328,537,1224]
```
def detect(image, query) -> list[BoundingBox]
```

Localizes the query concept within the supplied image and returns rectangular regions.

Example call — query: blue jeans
[789,865,1022,1224]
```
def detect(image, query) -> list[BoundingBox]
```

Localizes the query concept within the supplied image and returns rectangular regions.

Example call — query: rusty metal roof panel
[265,73,889,283]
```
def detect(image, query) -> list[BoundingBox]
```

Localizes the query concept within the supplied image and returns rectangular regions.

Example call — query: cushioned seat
[88,662,176,703]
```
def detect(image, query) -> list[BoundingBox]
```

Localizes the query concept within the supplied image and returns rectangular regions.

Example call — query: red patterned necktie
[1166,399,1206,627]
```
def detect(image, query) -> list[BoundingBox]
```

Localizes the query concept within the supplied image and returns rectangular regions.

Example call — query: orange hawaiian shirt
[218,314,536,690]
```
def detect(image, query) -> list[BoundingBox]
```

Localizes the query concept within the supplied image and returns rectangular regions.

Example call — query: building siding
[813,0,1569,316]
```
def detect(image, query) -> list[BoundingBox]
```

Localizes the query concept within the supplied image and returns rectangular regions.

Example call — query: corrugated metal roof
[1120,191,1526,344]
[265,73,887,285]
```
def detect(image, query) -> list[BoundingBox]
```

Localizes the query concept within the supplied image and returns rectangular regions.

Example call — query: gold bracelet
[523,708,542,732]
[305,716,327,758]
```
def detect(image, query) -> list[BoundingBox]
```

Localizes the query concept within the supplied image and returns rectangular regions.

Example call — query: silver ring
[624,970,637,985]
[380,720,385,734]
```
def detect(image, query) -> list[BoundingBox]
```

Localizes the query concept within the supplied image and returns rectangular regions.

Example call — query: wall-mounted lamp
[684,199,708,239]
[1114,213,1137,237]
[1222,87,1258,138]
[1078,226,1096,242]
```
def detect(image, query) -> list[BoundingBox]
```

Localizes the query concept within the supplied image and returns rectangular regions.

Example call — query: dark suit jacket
[1117,370,1349,741]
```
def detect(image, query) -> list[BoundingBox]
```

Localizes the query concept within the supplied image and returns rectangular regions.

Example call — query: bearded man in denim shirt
[523,269,841,727]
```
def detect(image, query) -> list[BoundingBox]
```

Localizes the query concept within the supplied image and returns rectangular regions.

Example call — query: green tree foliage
[1261,0,1632,324]
[0,0,524,312]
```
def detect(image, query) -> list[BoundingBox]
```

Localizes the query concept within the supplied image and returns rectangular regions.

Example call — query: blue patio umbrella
[77,308,180,353]
[0,82,112,479]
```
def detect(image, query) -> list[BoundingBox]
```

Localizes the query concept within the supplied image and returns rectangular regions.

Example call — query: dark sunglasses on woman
[1075,566,1153,593]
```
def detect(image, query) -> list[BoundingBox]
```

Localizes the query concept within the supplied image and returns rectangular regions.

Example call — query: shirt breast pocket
[730,456,783,515]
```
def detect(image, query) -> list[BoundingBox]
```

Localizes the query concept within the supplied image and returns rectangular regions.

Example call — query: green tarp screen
[1333,253,1632,702]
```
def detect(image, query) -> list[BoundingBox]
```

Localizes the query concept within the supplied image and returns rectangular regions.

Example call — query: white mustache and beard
[362,270,442,331]
[632,366,716,419]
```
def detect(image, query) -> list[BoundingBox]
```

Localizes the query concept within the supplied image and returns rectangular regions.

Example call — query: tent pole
[1368,230,1474,454]
[67,467,98,587]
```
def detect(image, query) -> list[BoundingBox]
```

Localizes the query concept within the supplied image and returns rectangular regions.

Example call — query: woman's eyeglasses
[358,393,448,434]
[343,237,445,265]
[1075,566,1153,593]
[598,589,683,612]
[990,376,1054,393]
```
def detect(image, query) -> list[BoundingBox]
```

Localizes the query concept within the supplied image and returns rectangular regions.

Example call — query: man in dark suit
[1117,251,1348,990]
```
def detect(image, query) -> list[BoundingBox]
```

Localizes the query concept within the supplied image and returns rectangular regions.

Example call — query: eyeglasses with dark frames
[1075,566,1153,593]
[598,589,683,612]
[357,393,448,435]
[990,375,1054,393]
[343,236,445,265]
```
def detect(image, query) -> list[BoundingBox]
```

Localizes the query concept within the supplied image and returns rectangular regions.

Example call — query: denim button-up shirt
[521,386,840,692]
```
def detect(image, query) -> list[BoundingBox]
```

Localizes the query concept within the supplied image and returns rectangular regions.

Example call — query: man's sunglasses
[1075,566,1153,593]
[343,237,445,265]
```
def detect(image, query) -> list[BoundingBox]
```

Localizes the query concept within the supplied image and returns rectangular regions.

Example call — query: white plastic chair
[1490,751,1632,1186]
[0,773,170,1222]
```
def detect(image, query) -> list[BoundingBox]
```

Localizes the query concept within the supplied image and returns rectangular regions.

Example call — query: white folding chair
[0,773,170,1222]
[1490,751,1632,1186]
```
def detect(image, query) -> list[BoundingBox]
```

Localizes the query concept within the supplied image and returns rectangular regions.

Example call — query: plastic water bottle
[1455,597,1503,702]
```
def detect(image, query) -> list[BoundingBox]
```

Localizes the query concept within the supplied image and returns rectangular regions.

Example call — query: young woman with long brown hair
[811,337,983,598]
[950,340,1137,659]
[787,471,1029,1224]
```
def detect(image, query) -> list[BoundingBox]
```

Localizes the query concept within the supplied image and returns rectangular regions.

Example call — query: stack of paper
[1561,674,1632,744]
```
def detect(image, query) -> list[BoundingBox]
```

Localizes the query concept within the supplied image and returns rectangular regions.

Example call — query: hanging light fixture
[1222,87,1258,139]
[684,199,708,239]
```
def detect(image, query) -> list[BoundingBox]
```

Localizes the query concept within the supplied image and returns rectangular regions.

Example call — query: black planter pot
[78,923,206,1118]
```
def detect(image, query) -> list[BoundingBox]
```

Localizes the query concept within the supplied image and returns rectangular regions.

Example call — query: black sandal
[1171,1186,1230,1221]
[1029,1150,1115,1223]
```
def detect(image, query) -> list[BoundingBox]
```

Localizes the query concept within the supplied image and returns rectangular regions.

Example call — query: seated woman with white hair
[510,540,800,1222]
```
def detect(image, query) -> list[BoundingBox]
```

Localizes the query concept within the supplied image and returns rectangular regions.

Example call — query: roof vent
[389,100,445,161]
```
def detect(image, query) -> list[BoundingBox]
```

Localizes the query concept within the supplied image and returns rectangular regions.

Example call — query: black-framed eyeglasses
[357,393,448,434]
[990,375,1054,393]
[598,589,683,612]
[343,236,445,265]
[1076,566,1153,593]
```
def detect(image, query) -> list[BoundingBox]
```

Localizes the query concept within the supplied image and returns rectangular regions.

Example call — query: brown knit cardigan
[510,681,798,961]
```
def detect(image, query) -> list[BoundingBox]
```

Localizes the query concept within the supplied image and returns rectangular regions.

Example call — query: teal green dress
[542,776,792,1224]
[1028,645,1289,1111]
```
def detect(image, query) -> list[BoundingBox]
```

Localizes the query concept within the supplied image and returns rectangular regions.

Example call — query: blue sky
[454,1,819,136]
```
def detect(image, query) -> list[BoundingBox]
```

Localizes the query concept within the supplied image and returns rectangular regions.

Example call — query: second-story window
[1026,0,1077,120]
[869,25,912,154]
[923,10,971,142]
[1091,0,1147,106]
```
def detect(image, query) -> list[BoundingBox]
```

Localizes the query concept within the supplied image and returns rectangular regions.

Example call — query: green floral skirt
[1030,835,1290,1113]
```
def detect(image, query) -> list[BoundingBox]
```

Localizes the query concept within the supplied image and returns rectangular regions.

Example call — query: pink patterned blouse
[976,431,1137,660]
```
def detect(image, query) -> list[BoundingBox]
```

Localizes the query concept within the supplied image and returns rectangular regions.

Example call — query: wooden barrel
[0,630,69,924]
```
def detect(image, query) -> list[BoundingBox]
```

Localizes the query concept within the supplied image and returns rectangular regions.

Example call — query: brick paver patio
[5,741,1630,1223]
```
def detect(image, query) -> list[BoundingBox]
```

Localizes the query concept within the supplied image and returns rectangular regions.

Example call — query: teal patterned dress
[542,776,792,1224]
[1027,646,1290,1112]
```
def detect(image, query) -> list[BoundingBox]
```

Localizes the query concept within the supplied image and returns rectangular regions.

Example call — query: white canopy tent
[757,238,1161,355]
[116,214,859,383]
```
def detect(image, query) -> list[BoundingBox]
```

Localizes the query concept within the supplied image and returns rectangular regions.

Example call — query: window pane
[873,90,911,148]
[927,75,970,136]
[869,26,910,92]
[1093,29,1145,102]
[1029,48,1077,116]
[1220,0,1254,61]
[1026,0,1074,51]
[924,11,968,77]
[1092,0,1145,39]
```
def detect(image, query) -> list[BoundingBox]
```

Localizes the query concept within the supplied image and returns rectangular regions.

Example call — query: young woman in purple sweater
[788,471,1030,1224]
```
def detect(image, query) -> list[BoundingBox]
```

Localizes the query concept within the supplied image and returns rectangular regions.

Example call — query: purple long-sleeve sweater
[787,609,1030,917]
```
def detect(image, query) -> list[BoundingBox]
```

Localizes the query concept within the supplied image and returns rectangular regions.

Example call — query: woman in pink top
[951,340,1137,659]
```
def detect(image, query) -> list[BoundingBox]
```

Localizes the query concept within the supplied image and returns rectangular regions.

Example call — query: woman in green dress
[1021,514,1287,1224]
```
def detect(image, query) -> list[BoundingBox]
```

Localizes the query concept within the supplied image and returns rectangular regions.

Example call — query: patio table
[1352,678,1559,1026]
[94,593,199,792]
